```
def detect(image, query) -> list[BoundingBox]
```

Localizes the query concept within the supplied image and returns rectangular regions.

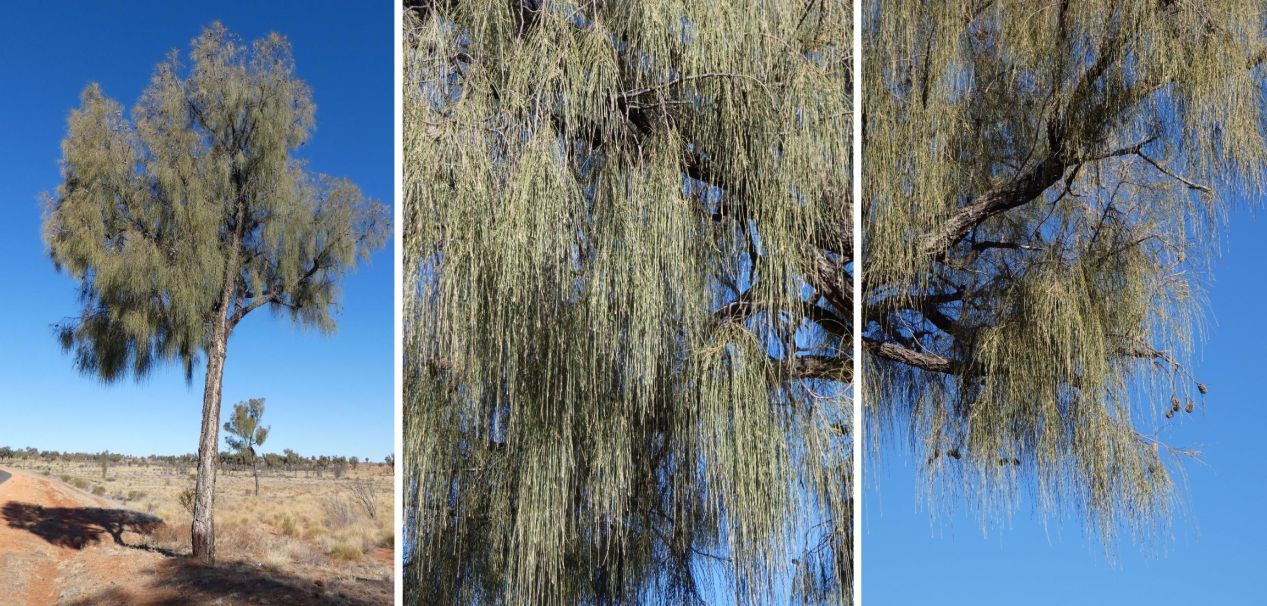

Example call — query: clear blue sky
[863,200,1267,604]
[0,1,393,462]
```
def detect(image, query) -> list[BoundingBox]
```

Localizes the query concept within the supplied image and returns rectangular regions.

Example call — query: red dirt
[0,467,390,605]
[0,466,150,604]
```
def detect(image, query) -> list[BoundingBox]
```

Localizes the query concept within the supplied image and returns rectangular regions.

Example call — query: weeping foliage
[43,23,389,381]
[404,1,850,603]
[862,0,1267,546]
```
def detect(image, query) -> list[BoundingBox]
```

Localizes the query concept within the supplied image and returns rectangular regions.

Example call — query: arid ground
[0,461,392,605]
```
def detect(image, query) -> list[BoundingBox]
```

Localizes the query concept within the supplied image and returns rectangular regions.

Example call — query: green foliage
[43,23,386,559]
[43,22,389,383]
[862,1,1267,548]
[224,397,270,461]
[405,1,850,604]
[179,487,197,514]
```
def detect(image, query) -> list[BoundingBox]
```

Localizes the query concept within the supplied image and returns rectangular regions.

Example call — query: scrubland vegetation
[3,450,392,583]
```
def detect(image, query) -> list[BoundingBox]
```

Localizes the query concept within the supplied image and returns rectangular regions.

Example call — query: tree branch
[863,337,957,374]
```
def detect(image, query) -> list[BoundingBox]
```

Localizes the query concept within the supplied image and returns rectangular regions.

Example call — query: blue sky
[863,200,1267,604]
[0,1,393,462]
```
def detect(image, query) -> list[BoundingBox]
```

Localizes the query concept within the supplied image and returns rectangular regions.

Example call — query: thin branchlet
[404,1,851,604]
[863,0,1265,550]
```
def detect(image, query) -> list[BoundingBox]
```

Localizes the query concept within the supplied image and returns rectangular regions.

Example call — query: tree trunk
[191,328,229,562]
[253,458,260,497]
[192,184,247,562]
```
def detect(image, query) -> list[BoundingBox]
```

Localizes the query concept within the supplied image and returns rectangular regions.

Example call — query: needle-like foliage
[862,0,1267,548]
[403,1,850,603]
[43,23,389,560]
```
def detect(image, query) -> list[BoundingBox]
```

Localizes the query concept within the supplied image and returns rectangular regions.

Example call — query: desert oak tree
[863,1,1267,546]
[404,1,851,604]
[224,397,270,497]
[43,24,388,561]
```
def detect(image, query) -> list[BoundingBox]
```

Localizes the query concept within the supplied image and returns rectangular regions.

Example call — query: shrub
[327,542,363,562]
[280,516,299,538]
[376,529,395,549]
[178,488,196,514]
[91,485,106,496]
[348,479,379,520]
[320,496,359,529]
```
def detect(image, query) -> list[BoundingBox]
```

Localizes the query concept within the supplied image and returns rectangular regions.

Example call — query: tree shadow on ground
[60,557,390,605]
[1,501,166,551]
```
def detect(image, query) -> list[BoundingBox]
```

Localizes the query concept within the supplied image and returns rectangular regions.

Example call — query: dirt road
[0,466,166,604]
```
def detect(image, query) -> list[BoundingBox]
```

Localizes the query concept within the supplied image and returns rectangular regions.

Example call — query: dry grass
[19,460,394,585]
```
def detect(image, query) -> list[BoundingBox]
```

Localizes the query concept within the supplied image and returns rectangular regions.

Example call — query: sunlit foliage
[403,1,850,603]
[862,0,1266,547]
[44,23,388,559]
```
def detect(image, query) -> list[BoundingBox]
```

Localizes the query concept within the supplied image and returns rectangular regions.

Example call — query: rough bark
[863,337,956,374]
[192,198,245,562]
[916,154,1068,258]
[191,324,228,562]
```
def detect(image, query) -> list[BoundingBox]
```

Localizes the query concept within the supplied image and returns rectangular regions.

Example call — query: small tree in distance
[96,450,120,479]
[224,398,270,497]
[43,23,388,561]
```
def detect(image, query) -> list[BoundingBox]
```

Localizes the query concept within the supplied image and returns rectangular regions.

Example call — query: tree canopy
[404,1,850,604]
[225,397,270,496]
[44,23,388,560]
[45,23,388,383]
[862,0,1267,546]
[224,398,270,457]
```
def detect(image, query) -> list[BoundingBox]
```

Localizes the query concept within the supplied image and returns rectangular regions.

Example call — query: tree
[262,452,284,469]
[862,2,1266,546]
[224,398,270,497]
[283,448,302,472]
[315,455,330,478]
[43,24,388,561]
[97,450,121,479]
[404,2,850,604]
